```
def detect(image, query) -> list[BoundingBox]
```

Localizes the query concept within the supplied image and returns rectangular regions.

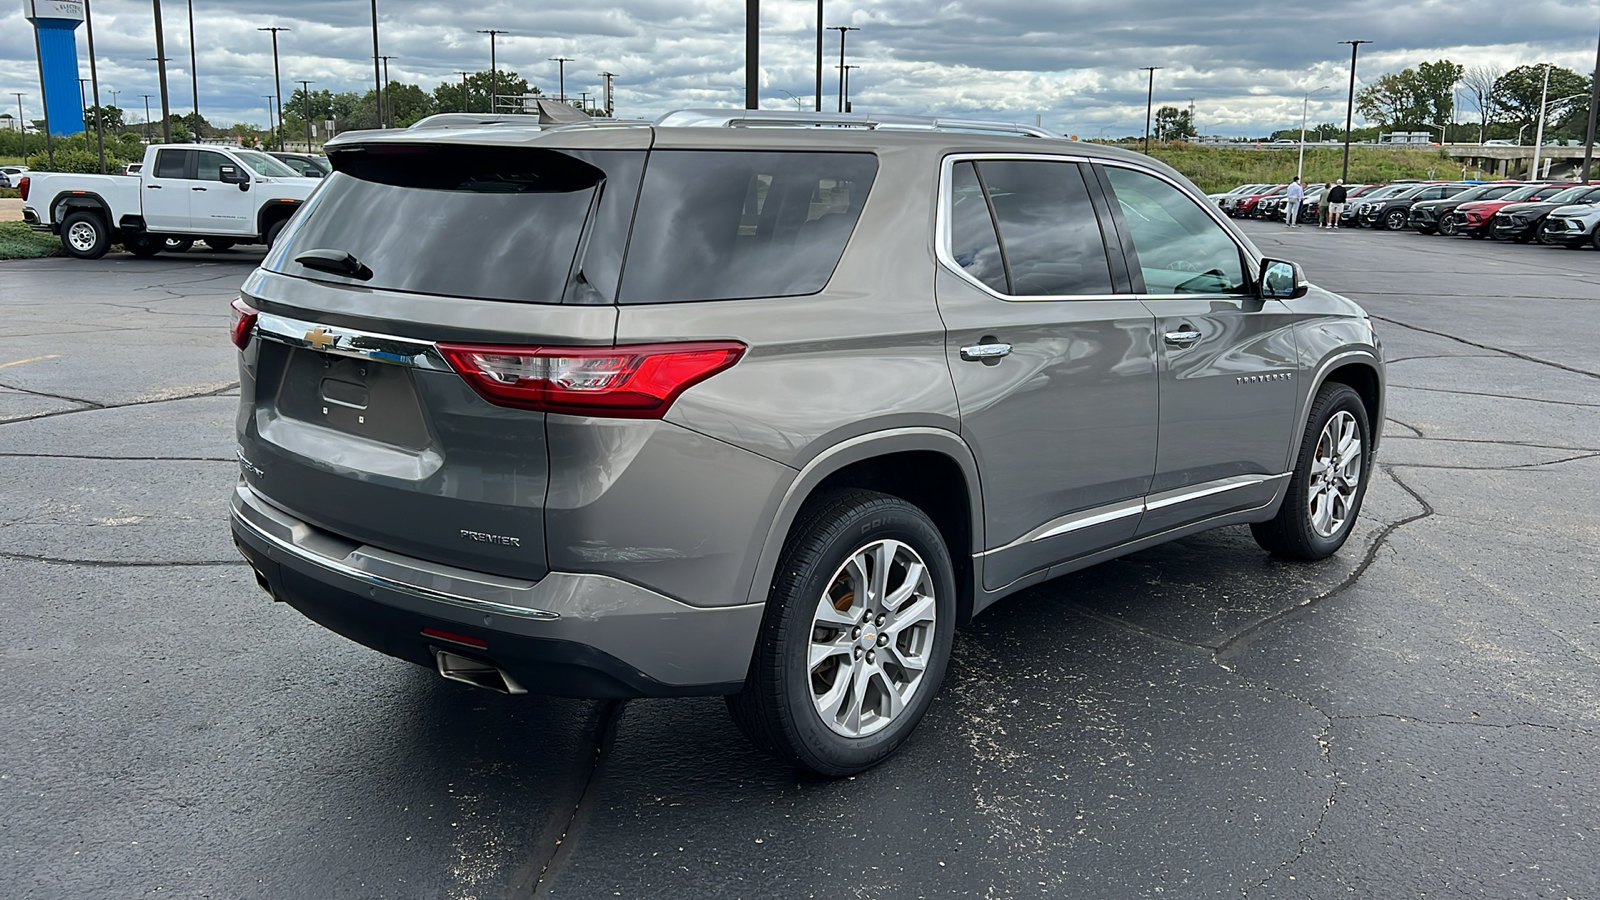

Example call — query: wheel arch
[256,199,301,240]
[1305,352,1385,450]
[50,191,112,230]
[746,429,985,626]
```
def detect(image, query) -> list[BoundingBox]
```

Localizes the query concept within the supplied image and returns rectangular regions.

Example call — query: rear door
[934,156,1159,590]
[141,148,192,230]
[238,137,648,581]
[1095,162,1301,534]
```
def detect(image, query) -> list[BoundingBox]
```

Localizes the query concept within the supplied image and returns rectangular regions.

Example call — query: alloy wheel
[1308,410,1363,539]
[808,539,937,738]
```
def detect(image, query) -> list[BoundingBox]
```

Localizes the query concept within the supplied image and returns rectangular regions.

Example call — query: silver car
[230,109,1384,775]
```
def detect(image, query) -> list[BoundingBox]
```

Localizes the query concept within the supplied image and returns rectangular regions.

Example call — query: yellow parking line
[0,354,61,370]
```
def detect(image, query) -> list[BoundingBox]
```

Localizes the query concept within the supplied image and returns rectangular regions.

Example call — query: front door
[141,148,192,231]
[1095,163,1302,535]
[189,150,255,235]
[935,157,1159,591]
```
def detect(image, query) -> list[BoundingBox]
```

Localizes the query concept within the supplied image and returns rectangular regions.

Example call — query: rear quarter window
[617,150,878,304]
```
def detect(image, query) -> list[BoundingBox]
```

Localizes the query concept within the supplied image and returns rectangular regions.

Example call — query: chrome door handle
[1164,330,1202,347]
[960,342,1013,361]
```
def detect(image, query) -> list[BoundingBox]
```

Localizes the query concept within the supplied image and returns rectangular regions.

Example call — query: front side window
[973,159,1114,296]
[1102,165,1247,295]
[618,150,877,304]
[195,150,232,182]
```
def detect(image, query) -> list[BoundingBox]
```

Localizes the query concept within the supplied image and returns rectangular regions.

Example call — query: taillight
[17,176,28,201]
[438,341,746,419]
[230,297,258,350]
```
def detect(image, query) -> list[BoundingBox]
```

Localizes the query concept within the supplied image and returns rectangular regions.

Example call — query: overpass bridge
[1441,144,1599,179]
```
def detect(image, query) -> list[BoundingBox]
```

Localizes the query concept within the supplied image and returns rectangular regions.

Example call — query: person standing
[1285,177,1306,227]
[1327,179,1349,229]
[1318,181,1333,227]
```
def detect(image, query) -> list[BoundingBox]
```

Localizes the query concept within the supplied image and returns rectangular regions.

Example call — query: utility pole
[378,56,396,126]
[370,0,383,127]
[1141,66,1163,154]
[10,94,23,162]
[1530,63,1552,180]
[297,80,314,151]
[142,94,154,142]
[262,95,275,147]
[151,0,172,143]
[78,79,89,118]
[815,0,823,110]
[1585,20,1600,181]
[1339,40,1372,182]
[258,27,289,150]
[600,71,616,117]
[842,64,859,112]
[478,30,506,113]
[86,0,105,171]
[455,71,471,113]
[746,0,758,109]
[549,57,571,103]
[829,25,859,113]
[186,0,197,126]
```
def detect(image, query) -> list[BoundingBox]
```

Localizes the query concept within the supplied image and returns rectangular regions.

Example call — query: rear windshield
[618,150,878,304]
[266,144,644,304]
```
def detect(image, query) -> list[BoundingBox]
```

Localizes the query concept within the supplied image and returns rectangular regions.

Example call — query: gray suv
[230,109,1383,775]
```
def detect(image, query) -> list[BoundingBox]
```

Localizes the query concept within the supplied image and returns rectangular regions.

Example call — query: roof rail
[655,108,1060,140]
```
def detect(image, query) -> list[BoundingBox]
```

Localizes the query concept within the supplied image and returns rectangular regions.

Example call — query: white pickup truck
[19,143,320,259]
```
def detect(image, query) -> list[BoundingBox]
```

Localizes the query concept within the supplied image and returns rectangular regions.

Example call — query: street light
[262,95,275,147]
[141,93,154,142]
[1141,66,1163,154]
[152,0,172,143]
[258,26,289,150]
[455,71,471,113]
[600,71,616,117]
[378,56,396,126]
[1298,85,1331,181]
[829,25,859,113]
[297,80,314,150]
[778,89,805,111]
[478,30,507,113]
[549,57,571,104]
[1339,40,1373,182]
[842,64,859,112]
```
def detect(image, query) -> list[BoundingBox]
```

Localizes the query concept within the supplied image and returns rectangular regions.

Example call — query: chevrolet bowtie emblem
[305,327,336,351]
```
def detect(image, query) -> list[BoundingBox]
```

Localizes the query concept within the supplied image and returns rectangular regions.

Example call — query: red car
[1444,183,1568,238]
[1232,184,1287,218]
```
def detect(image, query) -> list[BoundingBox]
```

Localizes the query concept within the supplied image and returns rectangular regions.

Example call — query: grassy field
[1134,143,1465,194]
[0,222,58,260]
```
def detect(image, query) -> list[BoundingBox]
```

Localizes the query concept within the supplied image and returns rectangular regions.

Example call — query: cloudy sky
[4,0,1599,136]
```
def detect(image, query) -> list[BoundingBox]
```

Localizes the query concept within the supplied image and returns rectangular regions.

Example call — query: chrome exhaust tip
[433,649,527,695]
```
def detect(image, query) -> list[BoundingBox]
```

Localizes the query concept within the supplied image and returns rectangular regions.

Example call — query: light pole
[186,0,197,125]
[1339,39,1372,182]
[152,0,172,143]
[1530,63,1552,180]
[778,89,804,111]
[378,56,396,126]
[10,94,23,161]
[478,30,506,113]
[86,0,105,171]
[1298,85,1330,181]
[814,0,823,111]
[455,71,471,113]
[1586,19,1600,181]
[78,78,89,118]
[142,94,154,142]
[370,0,382,126]
[746,0,758,110]
[262,95,275,147]
[297,80,314,150]
[842,64,859,112]
[258,27,289,150]
[1141,66,1163,154]
[829,25,859,113]
[600,71,616,117]
[549,57,571,104]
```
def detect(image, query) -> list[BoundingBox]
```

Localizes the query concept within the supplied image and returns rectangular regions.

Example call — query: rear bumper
[230,482,761,698]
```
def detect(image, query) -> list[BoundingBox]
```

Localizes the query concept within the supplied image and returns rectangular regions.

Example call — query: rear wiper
[295,248,374,281]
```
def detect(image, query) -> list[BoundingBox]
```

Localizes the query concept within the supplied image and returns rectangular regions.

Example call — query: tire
[265,219,286,249]
[164,238,193,253]
[204,238,236,251]
[1382,209,1407,231]
[1437,218,1459,236]
[1251,383,1372,561]
[1468,230,1487,239]
[124,234,163,257]
[1416,226,1435,235]
[1513,232,1533,244]
[726,489,957,776]
[60,211,111,260]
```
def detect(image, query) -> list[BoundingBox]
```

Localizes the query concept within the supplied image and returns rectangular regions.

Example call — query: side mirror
[1259,258,1308,300]
[219,165,250,188]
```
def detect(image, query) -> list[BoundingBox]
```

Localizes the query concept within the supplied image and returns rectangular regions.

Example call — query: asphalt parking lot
[2,224,1597,899]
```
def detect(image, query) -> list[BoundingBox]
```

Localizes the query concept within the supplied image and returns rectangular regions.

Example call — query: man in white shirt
[1285,177,1306,227]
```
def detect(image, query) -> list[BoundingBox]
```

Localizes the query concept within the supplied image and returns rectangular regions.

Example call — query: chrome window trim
[254,311,455,372]
[232,484,560,620]
[977,473,1289,556]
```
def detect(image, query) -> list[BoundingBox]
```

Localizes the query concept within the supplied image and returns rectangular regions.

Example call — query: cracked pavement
[2,230,1597,899]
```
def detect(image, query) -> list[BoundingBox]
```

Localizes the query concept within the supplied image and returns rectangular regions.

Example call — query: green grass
[1133,143,1465,194]
[0,221,59,260]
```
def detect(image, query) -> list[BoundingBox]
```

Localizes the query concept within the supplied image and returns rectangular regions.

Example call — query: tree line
[1355,60,1595,143]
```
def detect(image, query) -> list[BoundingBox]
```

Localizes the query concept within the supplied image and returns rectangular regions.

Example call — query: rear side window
[618,151,878,304]
[267,145,644,304]
[154,149,191,179]
[975,160,1114,296]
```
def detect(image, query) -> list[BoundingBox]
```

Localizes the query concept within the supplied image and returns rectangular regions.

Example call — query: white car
[0,165,28,188]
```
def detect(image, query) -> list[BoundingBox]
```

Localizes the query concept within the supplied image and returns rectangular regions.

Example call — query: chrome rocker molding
[231,483,560,620]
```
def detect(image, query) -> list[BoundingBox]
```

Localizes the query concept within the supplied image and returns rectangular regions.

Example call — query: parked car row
[1215,177,1600,248]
